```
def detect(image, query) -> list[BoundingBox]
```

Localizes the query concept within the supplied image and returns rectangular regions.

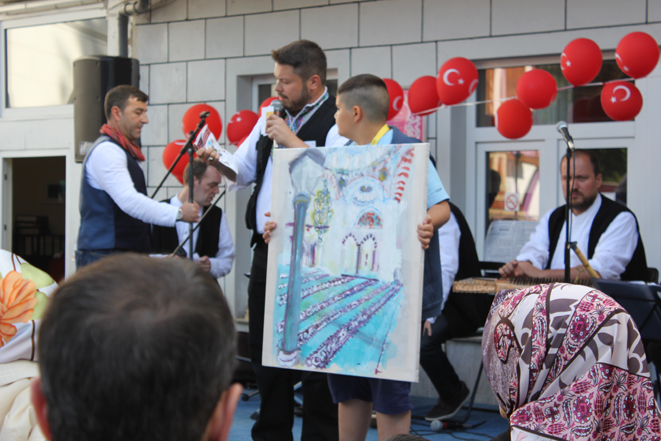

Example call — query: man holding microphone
[198,40,345,441]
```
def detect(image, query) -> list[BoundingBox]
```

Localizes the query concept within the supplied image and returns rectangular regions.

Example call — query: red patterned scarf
[483,283,661,441]
[100,124,145,162]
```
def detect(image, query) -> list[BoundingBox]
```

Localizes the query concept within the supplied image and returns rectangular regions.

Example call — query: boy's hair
[337,74,390,123]
[104,85,148,120]
[272,39,327,85]
[38,254,236,441]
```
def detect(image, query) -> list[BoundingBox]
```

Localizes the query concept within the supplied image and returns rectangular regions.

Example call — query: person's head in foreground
[482,283,661,441]
[335,74,389,144]
[31,254,241,441]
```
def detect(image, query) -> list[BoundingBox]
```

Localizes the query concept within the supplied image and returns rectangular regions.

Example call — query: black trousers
[418,315,465,402]
[249,238,339,441]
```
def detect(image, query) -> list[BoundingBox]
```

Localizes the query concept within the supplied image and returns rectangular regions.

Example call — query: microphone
[430,420,472,431]
[556,121,574,149]
[271,99,284,149]
[272,99,284,118]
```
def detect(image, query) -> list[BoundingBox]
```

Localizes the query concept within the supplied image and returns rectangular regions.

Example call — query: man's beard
[571,191,597,212]
[283,85,312,115]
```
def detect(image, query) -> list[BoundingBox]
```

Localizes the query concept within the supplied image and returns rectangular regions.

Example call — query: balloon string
[416,76,646,116]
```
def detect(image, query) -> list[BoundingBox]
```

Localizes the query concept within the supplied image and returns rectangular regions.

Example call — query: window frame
[0,5,106,120]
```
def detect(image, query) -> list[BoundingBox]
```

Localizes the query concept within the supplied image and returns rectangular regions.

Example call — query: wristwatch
[176,208,183,221]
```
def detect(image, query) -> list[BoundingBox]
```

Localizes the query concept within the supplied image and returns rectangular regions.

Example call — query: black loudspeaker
[73,56,139,162]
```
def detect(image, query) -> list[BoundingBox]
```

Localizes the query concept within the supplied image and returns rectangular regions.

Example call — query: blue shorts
[327,374,412,415]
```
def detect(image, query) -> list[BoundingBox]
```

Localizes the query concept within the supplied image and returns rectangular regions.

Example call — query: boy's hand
[423,320,432,336]
[263,212,277,244]
[417,214,434,249]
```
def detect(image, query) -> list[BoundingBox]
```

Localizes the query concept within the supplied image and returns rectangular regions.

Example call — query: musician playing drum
[499,149,648,281]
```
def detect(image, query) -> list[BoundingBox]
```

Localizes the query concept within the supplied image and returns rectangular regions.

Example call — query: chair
[648,267,659,284]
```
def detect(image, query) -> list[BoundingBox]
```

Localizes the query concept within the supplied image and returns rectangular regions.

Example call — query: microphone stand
[150,110,209,261]
[563,144,573,283]
[171,190,226,258]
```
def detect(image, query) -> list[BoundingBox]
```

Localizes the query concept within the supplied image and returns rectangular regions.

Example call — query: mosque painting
[263,143,429,382]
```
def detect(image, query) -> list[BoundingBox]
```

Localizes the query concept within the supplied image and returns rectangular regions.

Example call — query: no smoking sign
[504,192,520,212]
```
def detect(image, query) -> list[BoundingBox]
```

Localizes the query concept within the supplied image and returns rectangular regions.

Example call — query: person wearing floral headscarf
[0,250,57,441]
[482,283,661,441]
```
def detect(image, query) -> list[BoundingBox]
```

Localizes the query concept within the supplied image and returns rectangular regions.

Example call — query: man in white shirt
[76,85,199,268]
[198,40,346,441]
[151,159,234,279]
[499,149,647,281]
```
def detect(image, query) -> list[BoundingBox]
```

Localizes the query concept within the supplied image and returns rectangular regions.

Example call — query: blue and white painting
[263,143,429,382]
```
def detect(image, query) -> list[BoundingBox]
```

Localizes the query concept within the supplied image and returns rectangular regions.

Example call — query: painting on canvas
[262,143,429,382]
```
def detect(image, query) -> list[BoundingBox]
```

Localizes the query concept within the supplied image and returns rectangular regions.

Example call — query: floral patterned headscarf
[482,283,661,441]
[0,250,56,363]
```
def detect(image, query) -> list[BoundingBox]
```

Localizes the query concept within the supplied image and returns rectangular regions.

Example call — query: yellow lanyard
[370,125,390,145]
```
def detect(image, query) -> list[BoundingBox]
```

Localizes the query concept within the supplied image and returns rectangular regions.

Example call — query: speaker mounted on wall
[73,56,139,162]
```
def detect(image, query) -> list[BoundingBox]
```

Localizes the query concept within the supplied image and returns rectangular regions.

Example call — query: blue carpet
[229,390,508,441]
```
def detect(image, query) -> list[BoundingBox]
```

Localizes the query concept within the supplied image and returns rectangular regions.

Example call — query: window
[476,59,628,127]
[6,18,107,108]
[487,150,540,225]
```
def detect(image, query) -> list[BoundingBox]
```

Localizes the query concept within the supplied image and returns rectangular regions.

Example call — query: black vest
[245,97,338,234]
[547,195,648,281]
[442,203,492,336]
[151,202,223,258]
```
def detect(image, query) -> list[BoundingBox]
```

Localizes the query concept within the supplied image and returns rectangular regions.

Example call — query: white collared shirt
[516,194,639,279]
[230,90,348,234]
[438,212,461,310]
[85,141,178,226]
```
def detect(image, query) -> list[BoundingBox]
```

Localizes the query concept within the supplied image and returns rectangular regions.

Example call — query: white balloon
[612,84,631,102]
[443,68,460,86]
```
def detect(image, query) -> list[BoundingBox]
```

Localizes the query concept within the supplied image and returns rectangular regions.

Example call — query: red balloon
[162,139,193,184]
[182,104,222,140]
[408,76,441,116]
[600,81,643,121]
[516,69,557,109]
[383,79,404,120]
[496,99,533,139]
[561,38,602,86]
[436,57,478,105]
[235,136,249,149]
[616,32,660,79]
[259,97,281,116]
[227,110,259,145]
